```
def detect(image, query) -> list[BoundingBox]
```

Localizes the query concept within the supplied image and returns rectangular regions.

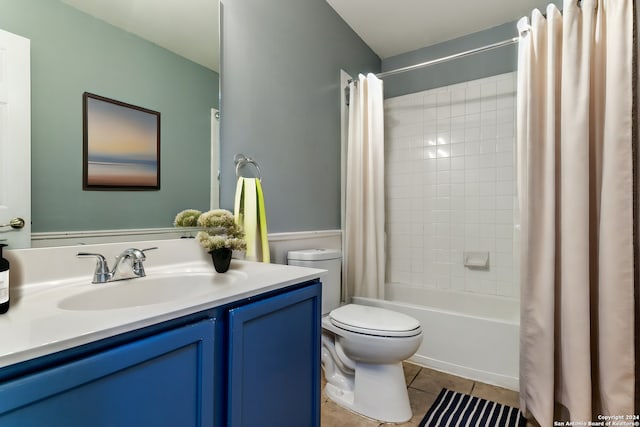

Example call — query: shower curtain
[344,73,385,300]
[517,1,636,425]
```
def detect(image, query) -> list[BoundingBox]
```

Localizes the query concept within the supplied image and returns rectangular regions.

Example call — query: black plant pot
[210,248,232,273]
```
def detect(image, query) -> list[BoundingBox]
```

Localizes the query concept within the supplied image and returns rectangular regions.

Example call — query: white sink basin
[58,271,247,311]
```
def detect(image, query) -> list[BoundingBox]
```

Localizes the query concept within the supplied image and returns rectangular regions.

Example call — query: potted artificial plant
[174,209,246,273]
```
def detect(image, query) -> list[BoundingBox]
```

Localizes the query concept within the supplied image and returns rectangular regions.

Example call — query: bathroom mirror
[0,0,219,248]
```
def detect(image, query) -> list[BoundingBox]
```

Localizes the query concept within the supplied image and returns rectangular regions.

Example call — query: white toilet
[287,249,423,423]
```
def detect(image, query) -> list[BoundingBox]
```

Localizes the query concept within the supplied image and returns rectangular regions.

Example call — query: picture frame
[83,92,160,190]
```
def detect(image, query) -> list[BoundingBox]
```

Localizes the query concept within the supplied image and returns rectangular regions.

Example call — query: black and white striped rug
[419,388,527,427]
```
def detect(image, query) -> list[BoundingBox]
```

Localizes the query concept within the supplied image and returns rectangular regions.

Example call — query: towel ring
[234,154,262,181]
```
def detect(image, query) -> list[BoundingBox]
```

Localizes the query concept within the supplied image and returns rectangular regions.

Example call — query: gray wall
[0,0,219,232]
[382,21,518,98]
[219,0,380,232]
[382,0,563,99]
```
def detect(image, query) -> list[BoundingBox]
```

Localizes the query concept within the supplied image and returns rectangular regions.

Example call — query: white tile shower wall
[385,72,518,299]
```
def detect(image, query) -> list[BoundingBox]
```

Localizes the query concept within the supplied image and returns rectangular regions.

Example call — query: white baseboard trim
[409,354,519,392]
[31,228,342,247]
[267,230,341,242]
[31,227,202,247]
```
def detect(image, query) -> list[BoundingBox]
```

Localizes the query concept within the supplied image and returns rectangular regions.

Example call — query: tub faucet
[77,247,158,284]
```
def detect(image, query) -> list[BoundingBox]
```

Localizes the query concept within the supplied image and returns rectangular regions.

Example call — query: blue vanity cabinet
[0,278,322,427]
[227,281,321,427]
[0,319,216,427]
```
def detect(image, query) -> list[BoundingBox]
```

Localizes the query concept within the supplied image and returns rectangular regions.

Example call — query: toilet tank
[287,249,341,315]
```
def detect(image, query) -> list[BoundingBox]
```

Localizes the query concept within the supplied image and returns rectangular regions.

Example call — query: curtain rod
[348,36,520,85]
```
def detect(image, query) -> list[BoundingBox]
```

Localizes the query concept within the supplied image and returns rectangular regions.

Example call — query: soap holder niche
[463,251,490,270]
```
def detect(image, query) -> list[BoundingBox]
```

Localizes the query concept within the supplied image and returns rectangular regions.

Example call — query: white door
[0,29,31,249]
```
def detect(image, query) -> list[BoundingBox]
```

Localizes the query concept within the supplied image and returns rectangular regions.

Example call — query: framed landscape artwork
[83,92,160,190]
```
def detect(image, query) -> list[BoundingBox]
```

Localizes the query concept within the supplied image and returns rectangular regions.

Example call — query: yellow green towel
[234,177,270,263]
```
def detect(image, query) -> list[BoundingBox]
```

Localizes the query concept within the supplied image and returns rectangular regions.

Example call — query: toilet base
[324,361,412,423]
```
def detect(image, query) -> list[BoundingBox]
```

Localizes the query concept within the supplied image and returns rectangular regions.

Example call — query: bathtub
[352,283,520,391]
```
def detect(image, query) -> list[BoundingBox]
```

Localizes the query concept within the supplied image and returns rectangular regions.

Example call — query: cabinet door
[0,319,215,427]
[228,281,321,427]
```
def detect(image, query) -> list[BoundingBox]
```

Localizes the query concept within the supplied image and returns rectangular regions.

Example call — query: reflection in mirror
[0,0,219,248]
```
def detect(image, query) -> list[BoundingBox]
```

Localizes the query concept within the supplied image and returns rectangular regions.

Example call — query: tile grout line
[407,367,422,388]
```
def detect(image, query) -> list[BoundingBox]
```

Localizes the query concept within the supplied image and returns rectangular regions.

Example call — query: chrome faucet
[77,247,157,284]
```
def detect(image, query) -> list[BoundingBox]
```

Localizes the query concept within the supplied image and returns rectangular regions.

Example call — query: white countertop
[0,239,325,369]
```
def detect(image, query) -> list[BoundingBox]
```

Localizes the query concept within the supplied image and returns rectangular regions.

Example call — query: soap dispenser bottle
[0,244,9,314]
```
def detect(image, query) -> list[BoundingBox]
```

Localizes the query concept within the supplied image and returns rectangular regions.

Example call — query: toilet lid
[329,304,422,337]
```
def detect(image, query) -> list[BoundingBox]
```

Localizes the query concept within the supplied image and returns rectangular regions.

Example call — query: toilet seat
[329,304,422,338]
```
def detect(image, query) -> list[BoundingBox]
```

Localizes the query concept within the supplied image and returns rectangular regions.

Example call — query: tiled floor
[321,362,527,427]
